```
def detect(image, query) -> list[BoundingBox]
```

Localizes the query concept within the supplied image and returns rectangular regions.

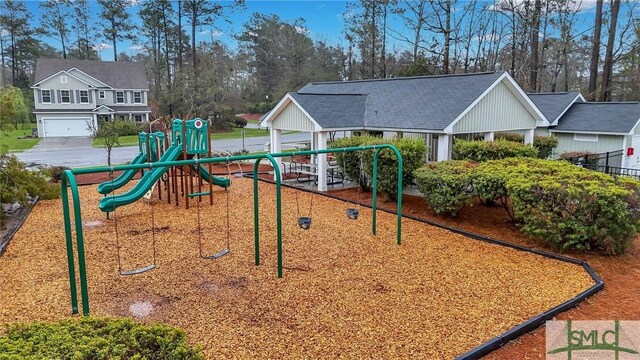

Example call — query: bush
[41,166,71,183]
[495,132,524,142]
[502,159,639,254]
[0,317,204,359]
[414,161,476,216]
[414,158,640,254]
[330,135,427,199]
[533,136,558,159]
[452,139,538,162]
[0,155,60,207]
[234,117,248,128]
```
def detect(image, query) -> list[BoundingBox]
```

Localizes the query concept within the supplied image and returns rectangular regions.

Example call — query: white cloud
[316,4,326,10]
[0,29,9,37]
[92,43,112,51]
[295,26,309,35]
[126,0,140,7]
[199,29,224,37]
[128,45,145,53]
[490,0,599,13]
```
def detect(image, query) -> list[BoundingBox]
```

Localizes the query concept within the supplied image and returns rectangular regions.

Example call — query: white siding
[452,80,537,134]
[271,102,316,131]
[554,133,624,156]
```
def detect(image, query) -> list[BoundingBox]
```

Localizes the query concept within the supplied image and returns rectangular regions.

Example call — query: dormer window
[41,89,51,103]
[133,91,142,103]
[60,76,67,83]
[79,90,89,103]
[60,89,70,103]
[116,91,124,103]
[99,91,105,99]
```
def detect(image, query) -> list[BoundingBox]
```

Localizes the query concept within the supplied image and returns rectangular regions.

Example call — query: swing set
[61,138,404,316]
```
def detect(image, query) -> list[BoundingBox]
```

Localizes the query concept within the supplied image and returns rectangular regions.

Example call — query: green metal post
[373,147,403,245]
[61,172,78,314]
[264,154,283,278]
[252,159,261,266]
[372,147,378,236]
[63,170,90,315]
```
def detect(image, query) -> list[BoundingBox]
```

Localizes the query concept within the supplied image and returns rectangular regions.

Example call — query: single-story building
[261,71,548,190]
[549,102,640,168]
[527,92,585,135]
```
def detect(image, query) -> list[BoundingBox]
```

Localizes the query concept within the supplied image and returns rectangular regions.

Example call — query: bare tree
[588,0,604,100]
[601,0,621,101]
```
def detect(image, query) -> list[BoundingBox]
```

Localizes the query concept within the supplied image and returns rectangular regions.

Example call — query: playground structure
[98,119,230,214]
[61,120,404,315]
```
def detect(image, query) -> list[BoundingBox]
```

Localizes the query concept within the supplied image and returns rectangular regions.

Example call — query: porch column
[437,134,451,161]
[270,128,282,181]
[484,132,495,141]
[110,113,114,121]
[310,131,317,165]
[317,131,328,191]
[524,129,535,144]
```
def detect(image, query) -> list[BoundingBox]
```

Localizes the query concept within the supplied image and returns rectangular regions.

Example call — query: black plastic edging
[0,197,39,257]
[250,176,605,359]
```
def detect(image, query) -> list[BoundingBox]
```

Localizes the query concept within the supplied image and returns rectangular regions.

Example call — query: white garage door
[43,118,92,137]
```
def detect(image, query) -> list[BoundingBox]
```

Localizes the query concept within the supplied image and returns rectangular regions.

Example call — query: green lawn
[1,124,40,153]
[92,127,293,147]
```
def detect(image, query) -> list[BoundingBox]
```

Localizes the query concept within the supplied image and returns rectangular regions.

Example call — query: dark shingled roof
[296,71,505,130]
[289,92,366,128]
[527,92,583,123]
[34,59,148,89]
[552,102,640,134]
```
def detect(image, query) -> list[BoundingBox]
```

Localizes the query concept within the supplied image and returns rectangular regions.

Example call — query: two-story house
[31,59,151,138]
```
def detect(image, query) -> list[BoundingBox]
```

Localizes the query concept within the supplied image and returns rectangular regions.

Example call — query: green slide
[195,165,231,188]
[99,145,182,213]
[97,152,147,195]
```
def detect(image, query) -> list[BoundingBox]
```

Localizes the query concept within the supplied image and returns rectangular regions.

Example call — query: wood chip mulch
[0,179,594,358]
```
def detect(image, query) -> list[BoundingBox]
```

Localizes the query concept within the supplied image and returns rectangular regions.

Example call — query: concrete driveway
[29,137,93,152]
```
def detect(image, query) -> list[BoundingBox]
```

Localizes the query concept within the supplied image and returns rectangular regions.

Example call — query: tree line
[0,0,638,121]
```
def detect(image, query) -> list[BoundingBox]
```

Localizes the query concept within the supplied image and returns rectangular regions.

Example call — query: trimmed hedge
[414,158,640,254]
[414,161,476,216]
[492,133,559,159]
[452,139,538,162]
[0,317,204,359]
[330,135,427,199]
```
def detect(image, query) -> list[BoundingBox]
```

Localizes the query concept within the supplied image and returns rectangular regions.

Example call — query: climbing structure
[97,118,229,213]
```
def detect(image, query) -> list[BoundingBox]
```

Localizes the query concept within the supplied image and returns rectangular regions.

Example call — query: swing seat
[298,217,312,230]
[202,249,230,259]
[346,208,359,220]
[120,264,156,276]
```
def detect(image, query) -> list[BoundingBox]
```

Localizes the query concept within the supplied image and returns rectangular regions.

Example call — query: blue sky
[22,1,637,60]
[24,0,350,59]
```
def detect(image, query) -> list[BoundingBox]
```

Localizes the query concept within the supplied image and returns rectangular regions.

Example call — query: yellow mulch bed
[0,178,594,358]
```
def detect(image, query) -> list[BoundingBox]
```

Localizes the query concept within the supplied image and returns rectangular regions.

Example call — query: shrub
[0,155,60,207]
[234,117,248,128]
[330,135,379,188]
[0,317,204,359]
[484,159,639,254]
[495,132,524,142]
[41,166,71,183]
[452,139,538,162]
[414,161,476,216]
[330,135,427,199]
[532,136,558,159]
[246,101,276,114]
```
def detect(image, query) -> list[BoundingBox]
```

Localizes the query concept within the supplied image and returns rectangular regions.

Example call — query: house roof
[295,71,507,131]
[33,58,148,89]
[551,102,640,134]
[289,92,366,129]
[527,92,583,124]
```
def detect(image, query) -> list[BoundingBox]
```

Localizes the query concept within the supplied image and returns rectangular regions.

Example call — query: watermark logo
[547,320,640,359]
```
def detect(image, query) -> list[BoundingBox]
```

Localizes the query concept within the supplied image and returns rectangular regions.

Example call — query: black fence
[562,149,640,180]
